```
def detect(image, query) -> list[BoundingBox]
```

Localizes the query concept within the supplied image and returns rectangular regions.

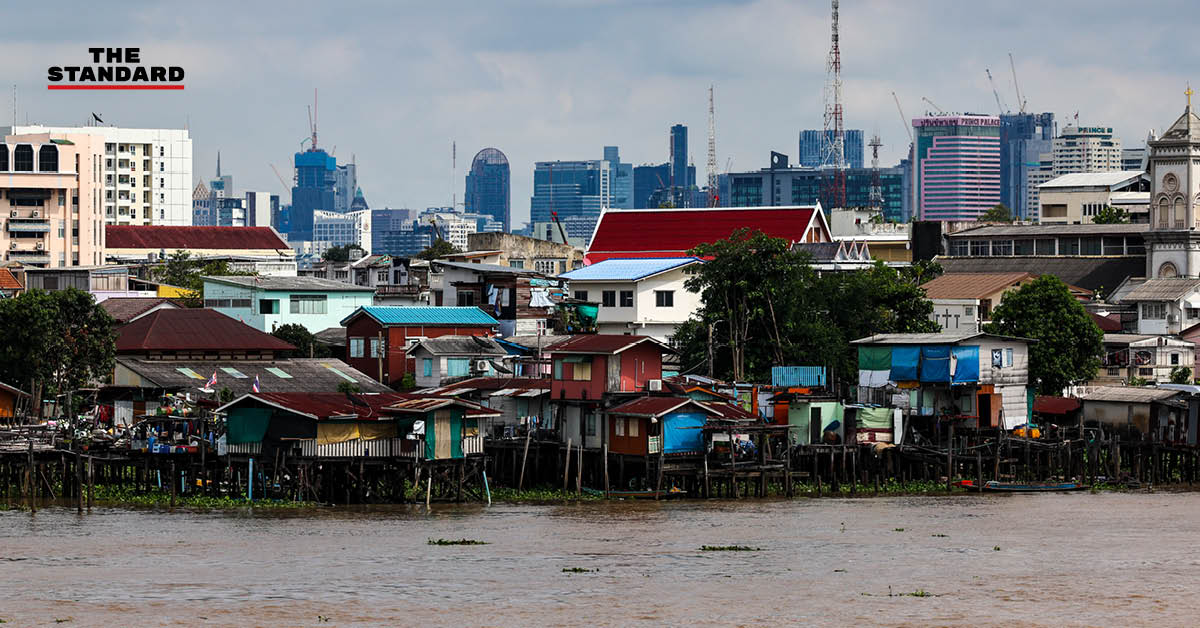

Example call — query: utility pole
[707,321,715,379]
[377,331,384,384]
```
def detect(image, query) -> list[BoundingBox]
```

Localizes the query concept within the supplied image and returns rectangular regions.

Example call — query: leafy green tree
[336,381,362,394]
[154,250,256,307]
[398,373,416,390]
[417,239,460,260]
[1170,366,1193,385]
[983,275,1103,395]
[978,203,1013,223]
[901,259,944,286]
[0,288,117,416]
[1092,205,1129,224]
[271,323,330,358]
[322,244,355,262]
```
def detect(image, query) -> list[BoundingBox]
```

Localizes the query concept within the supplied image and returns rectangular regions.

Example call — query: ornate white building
[1145,87,1200,279]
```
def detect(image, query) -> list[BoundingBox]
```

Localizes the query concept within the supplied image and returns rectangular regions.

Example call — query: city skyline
[4,0,1198,227]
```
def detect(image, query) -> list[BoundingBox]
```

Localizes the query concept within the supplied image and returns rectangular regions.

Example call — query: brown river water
[1,493,1198,627]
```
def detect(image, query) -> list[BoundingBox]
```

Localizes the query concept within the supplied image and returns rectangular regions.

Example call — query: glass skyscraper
[464,147,511,232]
[530,160,610,225]
[799,129,865,169]
[912,115,1001,221]
[1000,112,1055,220]
[604,146,633,209]
[290,148,337,241]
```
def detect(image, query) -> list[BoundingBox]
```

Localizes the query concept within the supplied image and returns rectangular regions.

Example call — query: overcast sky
[4,0,1197,225]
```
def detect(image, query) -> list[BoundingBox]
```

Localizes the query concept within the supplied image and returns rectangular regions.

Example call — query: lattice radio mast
[819,0,846,210]
[707,85,719,207]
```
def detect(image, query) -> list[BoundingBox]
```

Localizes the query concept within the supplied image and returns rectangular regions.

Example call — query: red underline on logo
[47,85,185,90]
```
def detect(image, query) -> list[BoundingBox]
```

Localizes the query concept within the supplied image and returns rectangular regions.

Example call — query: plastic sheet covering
[858,370,890,388]
[317,422,360,445]
[663,412,706,453]
[951,346,980,383]
[920,345,951,382]
[856,407,893,430]
[227,407,271,444]
[890,346,920,381]
[858,346,892,371]
[359,422,398,441]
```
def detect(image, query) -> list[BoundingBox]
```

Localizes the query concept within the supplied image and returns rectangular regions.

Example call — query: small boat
[981,480,1087,493]
[582,487,686,499]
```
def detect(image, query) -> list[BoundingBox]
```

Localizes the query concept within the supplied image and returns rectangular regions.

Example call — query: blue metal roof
[559,257,701,281]
[341,306,499,327]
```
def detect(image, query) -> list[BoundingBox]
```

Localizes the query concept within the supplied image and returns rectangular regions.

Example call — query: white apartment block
[1052,125,1123,177]
[1,125,192,226]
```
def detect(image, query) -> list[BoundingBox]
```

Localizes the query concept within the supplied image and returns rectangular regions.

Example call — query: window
[349,337,364,358]
[964,305,975,316]
[0,145,7,171]
[991,240,1013,256]
[423,358,433,377]
[655,290,674,307]
[586,414,597,437]
[628,417,639,437]
[230,299,252,308]
[1139,367,1154,376]
[571,360,592,381]
[289,294,327,314]
[447,358,470,377]
[1107,367,1121,376]
[509,259,525,269]
[1188,308,1200,320]
[1142,302,1167,320]
[602,291,616,307]
[620,291,634,307]
[969,240,990,256]
[1081,237,1102,256]
[1005,348,1014,367]
[13,145,33,171]
[949,240,968,256]
[203,298,232,308]
[1013,239,1034,255]
[265,367,293,379]
[616,417,625,437]
[377,271,388,283]
[457,290,476,306]
[574,290,588,301]
[174,367,204,380]
[220,367,248,379]
[1035,239,1056,255]
[369,337,383,358]
[38,145,58,172]
[259,299,279,314]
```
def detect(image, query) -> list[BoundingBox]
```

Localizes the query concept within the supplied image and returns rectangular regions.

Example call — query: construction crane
[269,163,291,194]
[986,68,1008,114]
[892,91,913,143]
[549,211,569,244]
[922,97,945,115]
[706,85,719,207]
[1008,53,1026,113]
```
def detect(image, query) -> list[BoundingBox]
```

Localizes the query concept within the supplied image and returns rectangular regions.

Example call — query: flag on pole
[206,371,217,390]
[252,375,260,393]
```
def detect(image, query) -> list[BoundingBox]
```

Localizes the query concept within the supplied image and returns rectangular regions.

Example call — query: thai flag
[206,371,217,389]
[252,375,260,393]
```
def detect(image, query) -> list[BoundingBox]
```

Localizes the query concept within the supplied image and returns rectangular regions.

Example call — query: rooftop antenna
[451,140,457,209]
[868,132,883,213]
[706,85,719,207]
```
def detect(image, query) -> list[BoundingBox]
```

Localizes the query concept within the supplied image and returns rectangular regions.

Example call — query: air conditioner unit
[31,210,40,218]
[9,210,17,218]
[647,379,663,392]
[9,242,17,250]
[473,360,490,371]
[35,242,44,250]
[1168,314,1179,324]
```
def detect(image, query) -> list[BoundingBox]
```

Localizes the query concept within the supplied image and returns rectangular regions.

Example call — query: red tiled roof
[701,401,758,421]
[0,268,22,291]
[1033,396,1081,415]
[1089,312,1122,332]
[232,392,411,421]
[106,225,288,250]
[586,206,822,263]
[545,334,670,354]
[116,308,296,353]
[100,297,181,324]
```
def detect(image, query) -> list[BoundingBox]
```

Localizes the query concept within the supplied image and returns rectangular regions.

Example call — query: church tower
[1145,86,1200,278]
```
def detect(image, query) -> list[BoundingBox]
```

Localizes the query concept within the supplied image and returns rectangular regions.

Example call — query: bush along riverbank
[84,485,317,509]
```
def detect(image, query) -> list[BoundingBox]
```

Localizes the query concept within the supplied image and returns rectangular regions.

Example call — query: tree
[1092,205,1129,224]
[0,288,117,416]
[983,275,1103,395]
[154,250,256,307]
[271,323,330,358]
[322,244,355,263]
[1170,366,1193,385]
[978,203,1013,223]
[416,239,460,260]
[337,381,362,394]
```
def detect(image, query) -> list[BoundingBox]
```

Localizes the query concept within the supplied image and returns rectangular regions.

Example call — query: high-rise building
[726,152,905,221]
[1122,146,1148,172]
[1053,125,1123,176]
[670,124,688,189]
[334,162,357,214]
[191,181,211,226]
[244,191,276,228]
[912,115,1002,221]
[1,124,192,225]
[799,129,864,168]
[530,160,610,230]
[370,208,420,256]
[290,147,337,242]
[1000,112,1055,219]
[0,131,107,267]
[632,162,696,208]
[604,146,633,209]
[464,147,511,231]
[1025,152,1055,221]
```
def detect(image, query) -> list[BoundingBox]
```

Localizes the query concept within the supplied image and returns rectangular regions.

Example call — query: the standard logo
[47,48,184,90]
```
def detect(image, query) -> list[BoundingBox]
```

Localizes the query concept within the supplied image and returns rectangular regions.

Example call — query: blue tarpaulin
[920,345,951,382]
[890,346,920,381]
[663,412,706,454]
[952,346,980,383]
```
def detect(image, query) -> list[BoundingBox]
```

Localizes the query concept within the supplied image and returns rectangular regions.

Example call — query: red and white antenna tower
[707,85,719,207]
[819,0,846,210]
[868,133,883,213]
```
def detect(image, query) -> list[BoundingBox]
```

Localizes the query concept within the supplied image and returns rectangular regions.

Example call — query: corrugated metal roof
[1080,386,1182,403]
[1120,278,1200,302]
[607,396,699,417]
[937,257,1143,292]
[106,225,288,250]
[545,334,670,354]
[560,257,701,281]
[438,376,551,392]
[219,392,411,421]
[116,309,296,352]
[203,275,374,292]
[921,272,1034,299]
[851,332,1034,345]
[1039,171,1146,189]
[946,223,1148,237]
[1033,396,1081,414]
[344,306,499,327]
[116,357,392,395]
[431,260,545,276]
[408,336,507,356]
[100,297,181,323]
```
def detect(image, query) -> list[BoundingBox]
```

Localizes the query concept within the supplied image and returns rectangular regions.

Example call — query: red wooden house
[340,306,499,387]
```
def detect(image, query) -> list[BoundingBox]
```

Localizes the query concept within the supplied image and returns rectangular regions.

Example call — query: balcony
[376,283,421,296]
[7,251,50,264]
[6,219,50,233]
